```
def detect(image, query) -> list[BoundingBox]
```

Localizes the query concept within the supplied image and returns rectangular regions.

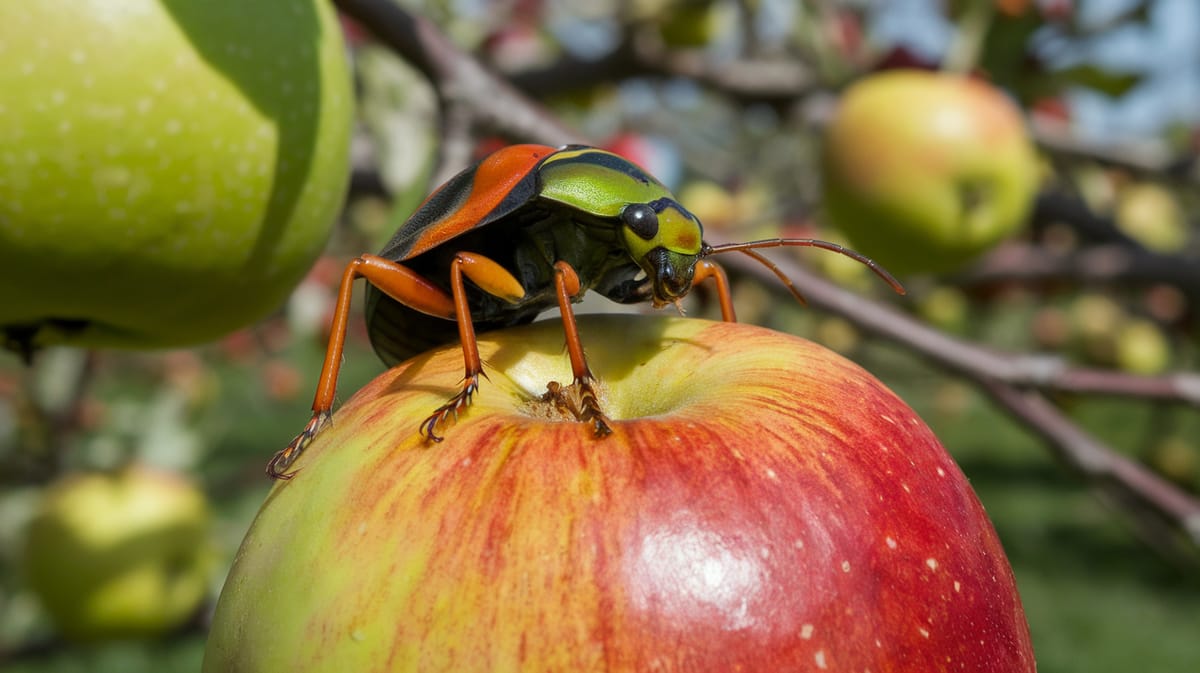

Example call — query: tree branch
[981,382,1200,557]
[960,241,1200,302]
[333,0,584,151]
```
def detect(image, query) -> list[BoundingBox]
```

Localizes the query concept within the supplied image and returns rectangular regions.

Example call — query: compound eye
[621,203,659,240]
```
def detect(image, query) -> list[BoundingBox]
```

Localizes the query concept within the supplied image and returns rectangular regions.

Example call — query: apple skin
[205,315,1034,672]
[0,0,353,351]
[821,70,1038,275]
[22,465,215,641]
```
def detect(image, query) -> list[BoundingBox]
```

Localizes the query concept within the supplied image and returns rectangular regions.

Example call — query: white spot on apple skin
[70,49,86,64]
[841,560,851,573]
[954,581,962,593]
[800,623,814,639]
[885,536,897,549]
[814,650,827,669]
[880,414,896,425]
[631,524,768,631]
[926,558,939,571]
[936,466,946,477]
[351,629,366,642]
[764,467,777,480]
[919,627,931,638]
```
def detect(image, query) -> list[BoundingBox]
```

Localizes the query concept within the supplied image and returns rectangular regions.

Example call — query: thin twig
[981,381,1200,555]
[960,241,1200,303]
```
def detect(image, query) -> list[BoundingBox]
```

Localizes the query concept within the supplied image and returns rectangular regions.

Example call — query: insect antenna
[703,238,906,296]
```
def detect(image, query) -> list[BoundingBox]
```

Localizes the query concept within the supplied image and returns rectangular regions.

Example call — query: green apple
[0,0,353,353]
[1069,293,1123,365]
[1114,317,1171,375]
[22,465,215,641]
[205,315,1034,672]
[1145,437,1198,488]
[1114,182,1188,253]
[916,285,970,333]
[821,69,1038,275]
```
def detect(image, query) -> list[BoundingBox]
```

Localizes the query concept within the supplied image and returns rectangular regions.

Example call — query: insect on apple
[269,144,905,479]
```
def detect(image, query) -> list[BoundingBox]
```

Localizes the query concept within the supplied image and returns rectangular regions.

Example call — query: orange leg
[691,259,736,322]
[418,252,525,441]
[268,251,523,478]
[552,261,612,437]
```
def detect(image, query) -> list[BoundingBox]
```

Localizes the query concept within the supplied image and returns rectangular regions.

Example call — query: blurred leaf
[1054,63,1142,98]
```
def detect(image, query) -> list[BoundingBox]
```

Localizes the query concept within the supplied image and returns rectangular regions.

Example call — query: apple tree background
[2,1,1199,671]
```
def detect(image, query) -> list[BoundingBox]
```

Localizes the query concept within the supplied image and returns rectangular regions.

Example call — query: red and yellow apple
[821,69,1039,275]
[205,315,1034,672]
[0,0,352,353]
[22,465,215,641]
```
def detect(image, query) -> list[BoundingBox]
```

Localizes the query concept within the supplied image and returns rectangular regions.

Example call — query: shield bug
[268,144,903,478]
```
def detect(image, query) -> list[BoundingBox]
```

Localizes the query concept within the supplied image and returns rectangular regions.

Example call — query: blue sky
[871,0,1200,140]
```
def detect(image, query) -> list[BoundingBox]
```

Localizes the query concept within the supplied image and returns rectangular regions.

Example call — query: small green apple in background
[1113,317,1171,375]
[1145,437,1199,489]
[22,465,215,641]
[0,0,353,354]
[204,315,1035,672]
[916,285,971,334]
[821,69,1039,275]
[1114,182,1188,253]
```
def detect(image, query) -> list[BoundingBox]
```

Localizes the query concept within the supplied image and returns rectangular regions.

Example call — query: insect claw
[419,374,481,443]
[592,417,613,437]
[269,410,332,480]
[546,375,614,437]
[420,415,446,442]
